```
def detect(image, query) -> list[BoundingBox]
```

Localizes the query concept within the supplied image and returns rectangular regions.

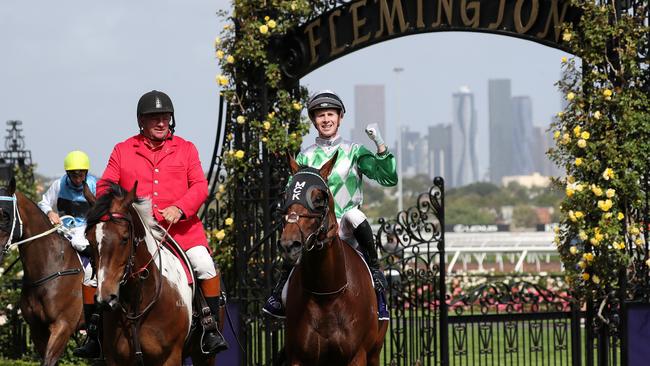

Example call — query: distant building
[353,85,386,151]
[427,124,453,184]
[489,79,515,185]
[511,96,536,175]
[401,127,424,178]
[451,86,478,187]
[502,172,551,188]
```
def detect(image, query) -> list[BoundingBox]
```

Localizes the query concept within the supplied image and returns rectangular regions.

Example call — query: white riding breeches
[68,225,90,252]
[338,207,367,248]
[186,246,217,280]
[78,254,96,287]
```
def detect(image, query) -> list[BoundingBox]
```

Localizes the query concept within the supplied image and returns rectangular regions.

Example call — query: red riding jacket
[98,134,209,250]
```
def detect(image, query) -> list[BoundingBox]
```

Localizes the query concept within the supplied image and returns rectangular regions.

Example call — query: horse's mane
[86,182,163,242]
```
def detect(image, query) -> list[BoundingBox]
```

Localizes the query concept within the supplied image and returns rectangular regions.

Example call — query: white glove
[365,123,385,148]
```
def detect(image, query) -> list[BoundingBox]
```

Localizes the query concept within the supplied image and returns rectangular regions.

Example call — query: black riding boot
[73,304,102,358]
[200,295,229,355]
[354,220,388,291]
[262,261,292,318]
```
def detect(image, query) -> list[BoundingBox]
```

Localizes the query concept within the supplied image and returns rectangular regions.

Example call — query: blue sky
[0,0,568,178]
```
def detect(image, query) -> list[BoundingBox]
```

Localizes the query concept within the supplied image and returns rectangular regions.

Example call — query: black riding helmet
[307,90,346,120]
[137,90,176,133]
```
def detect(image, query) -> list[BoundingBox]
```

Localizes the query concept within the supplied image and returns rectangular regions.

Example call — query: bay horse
[281,153,388,366]
[0,178,84,366]
[84,181,220,366]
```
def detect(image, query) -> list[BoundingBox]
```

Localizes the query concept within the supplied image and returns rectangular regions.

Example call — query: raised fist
[365,123,384,147]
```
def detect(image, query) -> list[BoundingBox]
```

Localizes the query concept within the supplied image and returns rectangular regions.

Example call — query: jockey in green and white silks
[38,151,97,287]
[296,137,397,242]
[263,90,397,320]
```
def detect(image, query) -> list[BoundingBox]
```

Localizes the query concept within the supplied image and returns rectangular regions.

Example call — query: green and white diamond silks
[297,138,398,218]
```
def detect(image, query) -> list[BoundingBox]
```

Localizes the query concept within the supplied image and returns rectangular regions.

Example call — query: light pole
[393,67,404,212]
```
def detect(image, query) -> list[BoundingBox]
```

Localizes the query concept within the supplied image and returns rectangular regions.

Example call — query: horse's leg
[367,320,389,366]
[41,321,75,366]
[348,350,367,366]
[30,327,48,360]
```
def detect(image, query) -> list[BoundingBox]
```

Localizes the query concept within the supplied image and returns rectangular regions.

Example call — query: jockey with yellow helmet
[38,151,99,352]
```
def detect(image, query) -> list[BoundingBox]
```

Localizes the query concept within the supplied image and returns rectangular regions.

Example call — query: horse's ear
[8,177,15,195]
[287,153,300,175]
[82,181,96,206]
[125,181,138,203]
[319,151,338,180]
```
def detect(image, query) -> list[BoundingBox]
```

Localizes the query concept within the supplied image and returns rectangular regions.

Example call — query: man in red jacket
[74,90,228,357]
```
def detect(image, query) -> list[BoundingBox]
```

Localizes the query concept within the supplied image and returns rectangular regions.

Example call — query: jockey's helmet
[137,90,176,133]
[64,150,90,171]
[307,90,345,120]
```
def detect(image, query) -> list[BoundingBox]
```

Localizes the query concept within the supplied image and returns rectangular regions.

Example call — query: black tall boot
[263,261,291,318]
[200,295,229,355]
[354,220,388,291]
[73,304,102,358]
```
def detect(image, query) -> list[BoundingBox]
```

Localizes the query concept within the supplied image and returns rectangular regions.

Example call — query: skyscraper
[489,79,514,184]
[511,96,536,175]
[451,86,478,187]
[353,85,385,151]
[428,124,453,184]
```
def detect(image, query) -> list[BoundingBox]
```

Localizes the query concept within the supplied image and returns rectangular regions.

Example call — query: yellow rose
[592,275,600,284]
[236,115,246,124]
[568,210,576,222]
[574,211,584,219]
[646,258,650,267]
[569,246,578,255]
[561,56,568,63]
[264,16,270,21]
[553,131,561,139]
[593,111,601,120]
[290,2,297,11]
[577,139,587,148]
[582,273,590,281]
[235,150,245,159]
[636,238,644,246]
[259,24,269,34]
[597,199,613,212]
[216,50,224,59]
[602,168,614,180]
[603,89,613,97]
[562,31,572,41]
[268,112,275,118]
[578,261,586,269]
[214,37,221,47]
[225,217,234,226]
[583,253,594,262]
[267,19,277,29]
[289,132,296,139]
[561,133,571,145]
[575,158,583,166]
[218,184,225,193]
[226,55,235,64]
[591,186,603,196]
[579,231,588,241]
[292,102,302,110]
[606,189,615,198]
[263,121,271,130]
[216,74,228,86]
[215,230,226,241]
[566,187,575,197]
[580,131,590,140]
[630,227,640,235]
[573,125,582,137]
[617,212,624,221]
[575,184,584,192]
[557,111,564,117]
[262,137,268,143]
[567,92,575,101]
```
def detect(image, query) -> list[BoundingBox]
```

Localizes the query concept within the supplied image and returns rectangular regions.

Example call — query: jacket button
[154,168,159,173]
[154,180,159,184]
[153,204,157,208]
[153,192,158,196]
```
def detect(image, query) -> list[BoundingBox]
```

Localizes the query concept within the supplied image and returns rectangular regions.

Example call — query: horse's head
[280,152,338,263]
[85,181,143,310]
[0,178,21,263]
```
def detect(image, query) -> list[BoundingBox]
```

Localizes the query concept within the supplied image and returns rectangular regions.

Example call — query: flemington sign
[280,0,580,78]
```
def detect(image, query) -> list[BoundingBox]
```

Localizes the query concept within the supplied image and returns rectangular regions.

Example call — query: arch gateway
[203,1,648,365]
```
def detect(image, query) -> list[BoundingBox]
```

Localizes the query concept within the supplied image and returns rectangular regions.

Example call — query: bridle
[0,194,24,255]
[94,209,163,320]
[282,170,335,252]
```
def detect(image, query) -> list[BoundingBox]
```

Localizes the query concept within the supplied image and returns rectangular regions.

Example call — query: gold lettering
[432,0,453,27]
[329,10,345,56]
[488,0,506,29]
[375,0,409,37]
[460,0,480,28]
[416,0,425,28]
[351,1,371,47]
[514,0,539,33]
[537,0,569,41]
[305,19,322,66]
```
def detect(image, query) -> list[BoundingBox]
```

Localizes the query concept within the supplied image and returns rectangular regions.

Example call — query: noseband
[0,194,23,255]
[284,206,331,251]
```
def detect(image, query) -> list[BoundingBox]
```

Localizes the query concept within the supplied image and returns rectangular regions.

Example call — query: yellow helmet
[63,151,90,171]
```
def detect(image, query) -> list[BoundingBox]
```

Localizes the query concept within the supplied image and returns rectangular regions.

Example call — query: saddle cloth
[158,232,195,286]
